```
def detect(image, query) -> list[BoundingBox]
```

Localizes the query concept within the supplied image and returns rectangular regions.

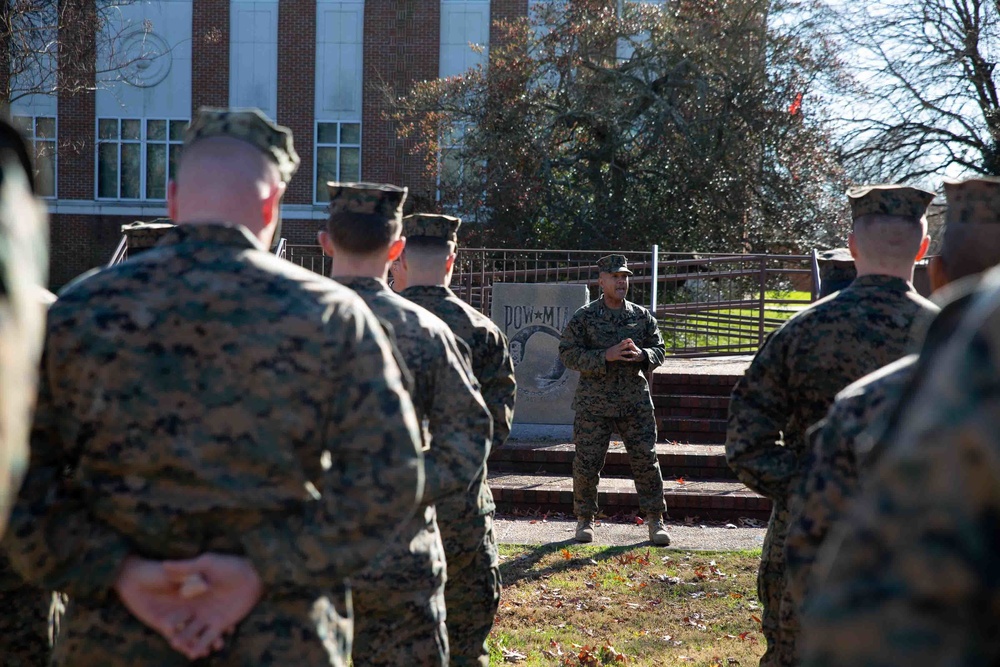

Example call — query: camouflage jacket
[3,224,424,601]
[400,285,517,518]
[725,274,937,501]
[558,297,666,416]
[0,160,47,536]
[799,276,1000,667]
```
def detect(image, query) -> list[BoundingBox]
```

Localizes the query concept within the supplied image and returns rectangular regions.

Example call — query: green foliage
[393,0,850,253]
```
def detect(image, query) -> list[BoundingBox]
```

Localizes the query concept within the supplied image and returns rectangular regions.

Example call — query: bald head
[169,137,284,241]
[849,214,929,279]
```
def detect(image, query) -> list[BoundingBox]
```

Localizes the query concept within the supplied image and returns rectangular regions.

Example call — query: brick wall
[191,0,230,112]
[490,0,529,48]
[49,213,136,289]
[57,0,96,201]
[277,0,316,206]
[362,1,440,209]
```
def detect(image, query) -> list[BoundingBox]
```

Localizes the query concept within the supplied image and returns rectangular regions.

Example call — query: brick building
[6,0,527,289]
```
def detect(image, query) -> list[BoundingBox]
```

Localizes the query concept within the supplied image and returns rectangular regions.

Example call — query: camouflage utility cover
[402,214,462,243]
[185,107,300,183]
[596,254,632,275]
[327,182,407,224]
[846,184,935,221]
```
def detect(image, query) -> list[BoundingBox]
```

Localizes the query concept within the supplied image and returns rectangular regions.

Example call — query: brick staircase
[488,358,773,522]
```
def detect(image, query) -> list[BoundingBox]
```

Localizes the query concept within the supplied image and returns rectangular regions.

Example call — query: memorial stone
[491,283,590,425]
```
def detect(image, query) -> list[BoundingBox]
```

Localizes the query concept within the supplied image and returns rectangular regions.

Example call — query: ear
[928,255,949,292]
[847,232,858,260]
[317,230,335,258]
[445,252,457,274]
[387,237,405,262]
[261,182,287,226]
[914,234,930,262]
[167,180,178,221]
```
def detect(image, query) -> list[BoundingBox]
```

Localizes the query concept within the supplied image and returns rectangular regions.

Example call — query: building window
[315,121,361,203]
[12,116,56,198]
[97,118,186,200]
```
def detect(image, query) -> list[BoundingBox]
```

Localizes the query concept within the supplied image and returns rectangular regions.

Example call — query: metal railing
[284,244,819,356]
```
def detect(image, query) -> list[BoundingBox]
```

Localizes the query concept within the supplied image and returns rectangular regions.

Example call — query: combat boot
[575,517,595,543]
[647,516,671,546]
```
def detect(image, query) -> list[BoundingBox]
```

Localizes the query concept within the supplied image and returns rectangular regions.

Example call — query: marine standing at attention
[399,213,516,667]
[558,254,670,546]
[2,108,424,666]
[725,184,938,667]
[319,181,493,667]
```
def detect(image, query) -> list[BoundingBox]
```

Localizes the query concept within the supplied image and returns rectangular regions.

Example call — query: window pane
[317,123,338,144]
[169,144,181,181]
[98,118,118,140]
[315,146,339,202]
[35,117,55,139]
[120,143,141,198]
[121,119,141,141]
[35,141,56,197]
[98,143,119,197]
[147,119,166,141]
[340,147,360,181]
[146,143,167,199]
[169,120,187,142]
[340,123,361,145]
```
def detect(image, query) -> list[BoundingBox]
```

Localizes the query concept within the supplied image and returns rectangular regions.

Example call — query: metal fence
[285,244,819,356]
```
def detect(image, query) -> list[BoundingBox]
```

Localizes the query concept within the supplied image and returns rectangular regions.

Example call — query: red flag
[788,92,803,116]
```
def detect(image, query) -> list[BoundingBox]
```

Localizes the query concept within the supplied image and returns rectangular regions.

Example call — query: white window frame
[95,117,187,201]
[12,115,57,199]
[313,120,362,203]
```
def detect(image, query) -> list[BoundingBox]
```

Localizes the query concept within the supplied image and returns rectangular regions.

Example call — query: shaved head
[850,214,928,277]
[170,137,284,239]
[400,236,457,287]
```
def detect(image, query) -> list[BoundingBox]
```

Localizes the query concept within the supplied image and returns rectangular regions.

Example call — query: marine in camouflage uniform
[2,108,425,667]
[400,213,516,667]
[321,183,493,667]
[0,121,51,667]
[781,177,1000,664]
[800,177,1000,667]
[726,184,938,667]
[558,254,670,545]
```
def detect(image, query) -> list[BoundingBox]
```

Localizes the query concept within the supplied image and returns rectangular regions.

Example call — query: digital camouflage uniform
[800,178,1000,667]
[726,180,938,667]
[0,144,50,666]
[558,257,667,523]
[326,184,493,667]
[2,109,425,667]
[401,213,517,667]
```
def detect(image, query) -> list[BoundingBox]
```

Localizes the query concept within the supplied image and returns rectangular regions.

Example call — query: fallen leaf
[529,520,537,525]
[635,516,645,525]
[501,647,527,662]
[561,548,572,560]
[676,477,686,484]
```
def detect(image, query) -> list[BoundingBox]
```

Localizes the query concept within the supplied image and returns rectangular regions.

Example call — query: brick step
[489,471,770,522]
[657,417,727,445]
[653,393,730,421]
[490,441,735,480]
[651,370,741,398]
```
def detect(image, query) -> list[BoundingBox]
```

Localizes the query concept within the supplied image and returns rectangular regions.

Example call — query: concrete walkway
[494,516,765,551]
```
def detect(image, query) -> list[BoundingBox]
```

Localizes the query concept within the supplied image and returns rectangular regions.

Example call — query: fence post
[758,256,767,347]
[650,244,659,314]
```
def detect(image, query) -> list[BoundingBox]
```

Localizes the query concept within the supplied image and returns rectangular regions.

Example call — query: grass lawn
[488,544,765,666]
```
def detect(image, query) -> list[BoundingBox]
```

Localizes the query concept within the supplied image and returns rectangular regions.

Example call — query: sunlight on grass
[489,545,765,666]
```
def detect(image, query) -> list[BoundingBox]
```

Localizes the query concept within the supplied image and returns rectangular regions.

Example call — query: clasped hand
[113,553,263,660]
[605,338,644,362]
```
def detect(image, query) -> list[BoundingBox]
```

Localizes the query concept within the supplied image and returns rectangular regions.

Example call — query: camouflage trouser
[0,564,54,667]
[572,408,666,519]
[439,512,501,667]
[758,501,793,667]
[351,515,449,667]
[51,589,352,666]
